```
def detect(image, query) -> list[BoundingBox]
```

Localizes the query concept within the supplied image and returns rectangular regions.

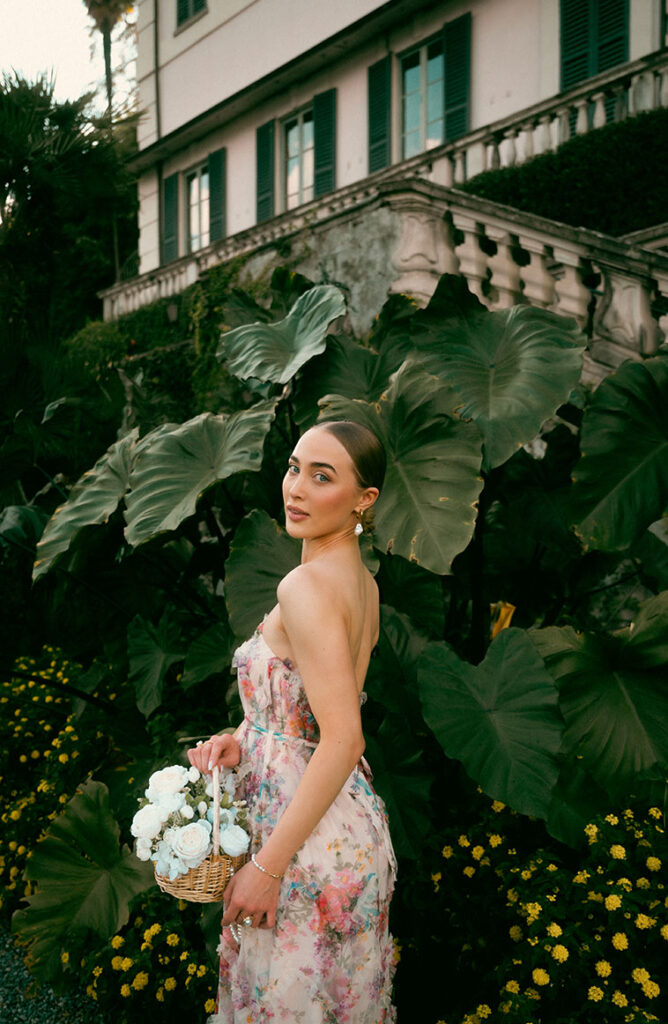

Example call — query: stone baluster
[612,84,627,123]
[453,149,466,183]
[521,123,534,163]
[488,137,501,170]
[659,66,668,108]
[593,268,660,360]
[516,237,557,308]
[451,214,489,303]
[390,200,458,304]
[485,227,522,308]
[504,130,518,168]
[534,114,553,155]
[574,98,589,135]
[556,107,571,146]
[551,248,592,325]
[630,70,656,114]
[591,92,607,128]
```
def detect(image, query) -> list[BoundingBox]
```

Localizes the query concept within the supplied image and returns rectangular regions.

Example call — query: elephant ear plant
[12,274,668,989]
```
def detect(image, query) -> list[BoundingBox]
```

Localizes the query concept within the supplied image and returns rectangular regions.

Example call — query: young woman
[188,419,397,1023]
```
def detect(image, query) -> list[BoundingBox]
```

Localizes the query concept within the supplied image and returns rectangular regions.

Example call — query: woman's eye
[287,464,298,474]
[315,473,329,483]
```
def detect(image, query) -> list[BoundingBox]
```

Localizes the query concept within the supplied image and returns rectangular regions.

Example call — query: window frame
[185,161,210,254]
[399,31,446,160]
[176,0,207,30]
[281,105,315,213]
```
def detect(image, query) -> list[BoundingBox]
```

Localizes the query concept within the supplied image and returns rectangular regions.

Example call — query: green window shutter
[177,0,189,26]
[313,88,337,197]
[443,12,471,142]
[368,56,392,173]
[256,119,275,222]
[208,147,226,242]
[162,172,179,264]
[561,0,591,88]
[596,0,628,73]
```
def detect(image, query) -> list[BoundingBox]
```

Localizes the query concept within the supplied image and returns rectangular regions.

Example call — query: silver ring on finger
[241,916,252,927]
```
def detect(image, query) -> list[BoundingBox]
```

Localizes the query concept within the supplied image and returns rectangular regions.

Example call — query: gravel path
[0,929,104,1024]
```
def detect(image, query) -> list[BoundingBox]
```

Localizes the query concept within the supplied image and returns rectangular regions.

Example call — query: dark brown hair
[316,420,386,534]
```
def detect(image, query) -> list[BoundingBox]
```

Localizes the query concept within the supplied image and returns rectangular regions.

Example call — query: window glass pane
[200,170,210,247]
[427,41,443,82]
[286,120,299,159]
[403,129,421,160]
[402,52,420,95]
[286,155,300,209]
[426,80,443,128]
[302,113,314,150]
[302,147,314,195]
[404,90,421,136]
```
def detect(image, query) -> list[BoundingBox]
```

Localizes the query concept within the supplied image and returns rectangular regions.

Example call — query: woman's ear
[359,487,379,513]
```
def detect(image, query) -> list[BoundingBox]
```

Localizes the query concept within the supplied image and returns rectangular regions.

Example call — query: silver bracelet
[251,852,283,879]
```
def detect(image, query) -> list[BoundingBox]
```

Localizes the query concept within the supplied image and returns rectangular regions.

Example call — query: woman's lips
[286,506,309,521]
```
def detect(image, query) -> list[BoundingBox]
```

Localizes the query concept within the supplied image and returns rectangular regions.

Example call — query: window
[161,148,225,265]
[177,0,206,27]
[560,0,628,90]
[256,89,336,223]
[285,110,314,210]
[397,13,471,162]
[401,40,445,159]
[187,165,210,252]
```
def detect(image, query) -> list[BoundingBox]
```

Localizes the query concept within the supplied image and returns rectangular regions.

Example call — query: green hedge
[460,109,668,237]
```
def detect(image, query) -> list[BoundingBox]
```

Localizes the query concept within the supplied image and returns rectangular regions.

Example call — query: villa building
[102,0,668,379]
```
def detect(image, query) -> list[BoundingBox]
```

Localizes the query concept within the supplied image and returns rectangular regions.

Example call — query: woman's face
[282,427,374,541]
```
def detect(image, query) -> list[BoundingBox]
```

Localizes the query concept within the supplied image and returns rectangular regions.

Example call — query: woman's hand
[187,733,241,774]
[221,859,281,930]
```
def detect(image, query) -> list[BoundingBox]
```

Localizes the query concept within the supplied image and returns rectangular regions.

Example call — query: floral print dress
[208,620,397,1024]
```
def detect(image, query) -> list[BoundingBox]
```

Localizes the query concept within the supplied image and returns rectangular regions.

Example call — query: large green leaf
[409,275,586,470]
[319,361,484,574]
[546,758,610,849]
[531,595,668,793]
[127,610,185,717]
[572,356,668,551]
[225,509,300,639]
[0,504,47,551]
[418,628,563,819]
[12,780,153,983]
[182,620,235,689]
[33,428,138,580]
[375,554,445,639]
[124,401,277,546]
[217,285,346,384]
[364,716,432,860]
[365,605,431,723]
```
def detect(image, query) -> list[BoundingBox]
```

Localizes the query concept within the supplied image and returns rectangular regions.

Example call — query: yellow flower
[648,807,661,819]
[611,990,628,1007]
[505,980,520,994]
[587,986,604,1002]
[610,844,626,860]
[58,753,69,763]
[636,876,651,889]
[489,834,502,848]
[509,925,522,942]
[635,913,655,929]
[92,966,103,978]
[491,800,505,812]
[521,869,533,881]
[617,877,632,892]
[164,977,177,991]
[197,964,206,977]
[471,846,484,861]
[604,894,622,910]
[584,823,598,844]
[431,871,441,891]
[120,957,133,971]
[180,950,189,960]
[476,1006,491,1019]
[595,960,612,977]
[605,814,619,825]
[646,856,661,872]
[573,870,589,884]
[551,944,569,963]
[441,845,453,859]
[187,963,197,975]
[642,980,660,998]
[458,835,470,847]
[166,932,179,946]
[661,924,668,940]
[463,866,475,878]
[632,967,650,983]
[132,972,149,991]
[156,988,164,1002]
[120,984,131,997]
[611,932,628,950]
[532,968,550,986]
[111,935,124,949]
[111,956,124,970]
[205,1000,216,1014]
[85,984,97,1000]
[546,863,558,872]
[506,888,518,904]
[546,922,562,937]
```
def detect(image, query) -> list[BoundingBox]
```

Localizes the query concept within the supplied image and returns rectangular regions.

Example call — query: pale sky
[0,0,135,110]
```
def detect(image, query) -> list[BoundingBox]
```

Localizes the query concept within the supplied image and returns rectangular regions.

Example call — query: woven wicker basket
[155,765,247,903]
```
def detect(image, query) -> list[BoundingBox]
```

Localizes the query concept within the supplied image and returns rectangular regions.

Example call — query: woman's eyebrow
[289,456,337,474]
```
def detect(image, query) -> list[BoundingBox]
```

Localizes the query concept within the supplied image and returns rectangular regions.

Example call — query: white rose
[154,792,186,818]
[136,844,152,861]
[146,765,189,802]
[180,804,195,820]
[187,766,200,783]
[131,804,163,840]
[170,821,212,869]
[219,824,250,858]
[198,801,208,816]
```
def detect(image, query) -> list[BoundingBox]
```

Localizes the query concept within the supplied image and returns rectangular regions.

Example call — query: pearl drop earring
[354,522,363,537]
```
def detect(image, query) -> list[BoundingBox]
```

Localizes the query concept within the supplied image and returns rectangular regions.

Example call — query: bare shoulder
[277,562,339,612]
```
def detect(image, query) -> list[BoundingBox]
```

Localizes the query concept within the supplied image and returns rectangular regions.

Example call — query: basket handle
[212,763,220,857]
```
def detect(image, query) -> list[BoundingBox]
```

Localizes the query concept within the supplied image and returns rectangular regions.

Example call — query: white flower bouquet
[131,762,250,902]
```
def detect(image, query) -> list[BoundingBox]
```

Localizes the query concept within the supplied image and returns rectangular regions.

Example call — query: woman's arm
[221,565,366,928]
